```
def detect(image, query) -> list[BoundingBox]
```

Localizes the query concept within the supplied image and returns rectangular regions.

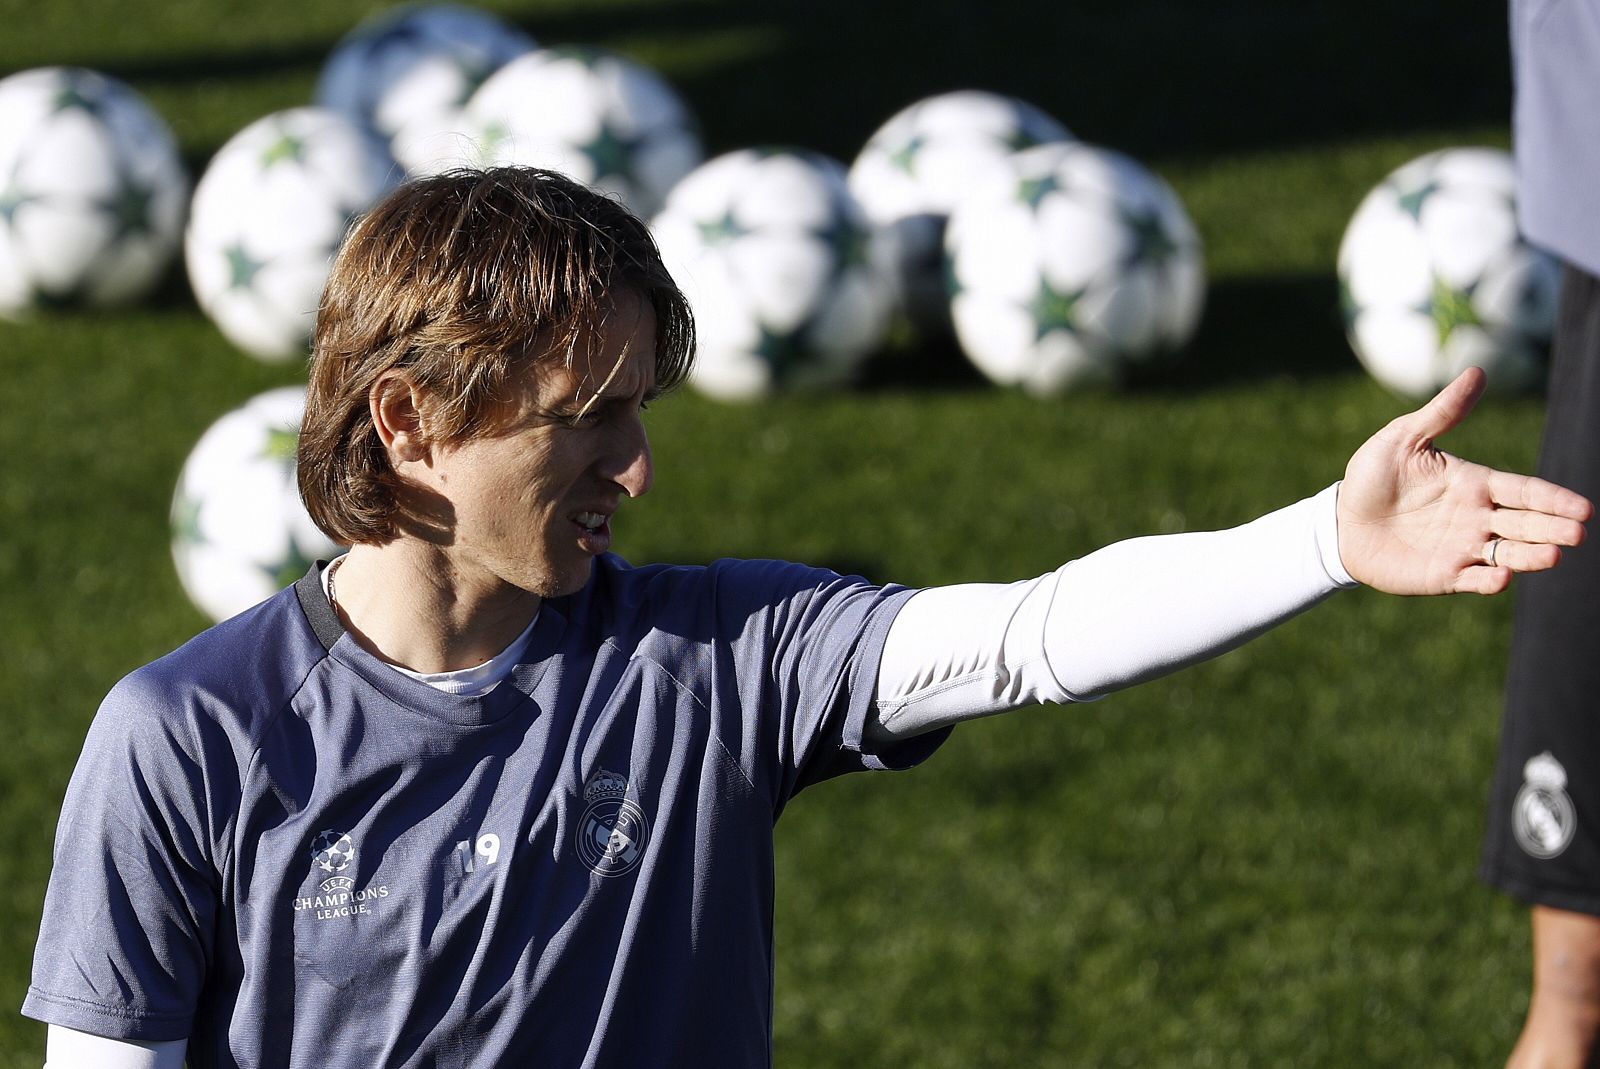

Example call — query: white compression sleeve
[870,484,1356,741]
[43,1025,186,1069]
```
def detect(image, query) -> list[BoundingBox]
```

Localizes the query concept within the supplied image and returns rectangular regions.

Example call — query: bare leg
[1508,906,1600,1069]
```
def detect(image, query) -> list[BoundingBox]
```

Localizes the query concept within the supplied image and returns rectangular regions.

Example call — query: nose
[611,415,653,499]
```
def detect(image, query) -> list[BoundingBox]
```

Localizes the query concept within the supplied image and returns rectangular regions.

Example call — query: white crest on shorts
[576,769,651,878]
[1514,751,1577,860]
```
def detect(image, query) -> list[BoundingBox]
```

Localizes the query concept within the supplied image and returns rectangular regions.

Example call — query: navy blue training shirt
[24,556,948,1067]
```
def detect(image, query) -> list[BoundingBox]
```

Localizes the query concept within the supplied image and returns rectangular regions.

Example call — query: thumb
[1397,366,1488,444]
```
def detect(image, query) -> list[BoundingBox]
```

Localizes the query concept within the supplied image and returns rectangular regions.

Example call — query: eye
[554,401,605,428]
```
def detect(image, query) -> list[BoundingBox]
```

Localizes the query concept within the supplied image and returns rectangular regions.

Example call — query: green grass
[0,0,1547,1064]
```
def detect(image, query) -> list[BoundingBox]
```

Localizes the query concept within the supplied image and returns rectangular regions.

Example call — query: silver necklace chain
[326,556,346,614]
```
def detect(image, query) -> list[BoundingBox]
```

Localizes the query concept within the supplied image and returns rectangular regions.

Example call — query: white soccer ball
[651,148,895,401]
[848,90,1072,330]
[944,141,1205,395]
[172,386,342,624]
[1338,147,1558,399]
[0,66,187,316]
[317,3,535,166]
[466,46,702,217]
[186,107,396,361]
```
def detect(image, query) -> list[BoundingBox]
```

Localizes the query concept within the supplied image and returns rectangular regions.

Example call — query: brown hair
[298,166,694,545]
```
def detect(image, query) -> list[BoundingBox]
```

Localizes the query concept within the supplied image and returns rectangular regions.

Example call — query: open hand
[1337,367,1592,595]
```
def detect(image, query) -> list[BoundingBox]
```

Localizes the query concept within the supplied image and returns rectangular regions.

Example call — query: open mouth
[574,511,613,554]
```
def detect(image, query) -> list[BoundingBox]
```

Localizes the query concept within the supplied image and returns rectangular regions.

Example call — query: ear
[370,372,431,465]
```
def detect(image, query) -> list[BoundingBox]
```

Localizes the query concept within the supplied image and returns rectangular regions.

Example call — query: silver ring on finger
[1486,537,1503,567]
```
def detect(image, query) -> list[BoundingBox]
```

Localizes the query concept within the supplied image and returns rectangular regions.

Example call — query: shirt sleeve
[871,485,1356,739]
[22,668,227,1042]
[706,559,949,811]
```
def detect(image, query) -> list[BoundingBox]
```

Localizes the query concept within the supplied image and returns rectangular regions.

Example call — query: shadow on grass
[647,0,1513,164]
[21,0,1511,163]
[1134,270,1359,394]
[142,258,202,313]
[861,272,1359,396]
[857,328,990,394]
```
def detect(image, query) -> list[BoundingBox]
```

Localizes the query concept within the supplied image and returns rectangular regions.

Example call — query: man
[1482,1,1600,1065]
[23,166,1592,1068]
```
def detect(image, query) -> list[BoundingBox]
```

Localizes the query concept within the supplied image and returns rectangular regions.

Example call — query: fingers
[1487,508,1589,548]
[1454,541,1561,596]
[1398,367,1487,443]
[1456,493,1585,595]
[1487,469,1596,522]
[1480,539,1564,573]
[1455,565,1514,596]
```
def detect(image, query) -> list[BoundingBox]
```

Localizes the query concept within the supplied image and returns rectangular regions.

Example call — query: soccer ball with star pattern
[1338,147,1558,400]
[848,90,1072,332]
[185,107,396,361]
[944,141,1205,395]
[0,66,188,317]
[171,386,342,625]
[463,46,702,218]
[315,3,536,176]
[650,148,895,401]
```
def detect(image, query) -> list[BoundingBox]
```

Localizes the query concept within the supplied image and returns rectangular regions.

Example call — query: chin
[530,560,597,599]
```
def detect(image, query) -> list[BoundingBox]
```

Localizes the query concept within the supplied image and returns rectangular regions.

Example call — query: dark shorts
[1482,263,1600,914]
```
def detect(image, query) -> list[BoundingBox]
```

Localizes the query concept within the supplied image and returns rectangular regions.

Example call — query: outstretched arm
[870,369,1592,741]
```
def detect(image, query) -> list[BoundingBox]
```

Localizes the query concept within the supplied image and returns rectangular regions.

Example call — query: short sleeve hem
[839,586,952,772]
[21,987,192,1042]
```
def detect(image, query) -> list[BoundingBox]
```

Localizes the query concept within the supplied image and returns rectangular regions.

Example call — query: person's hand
[1337,367,1592,595]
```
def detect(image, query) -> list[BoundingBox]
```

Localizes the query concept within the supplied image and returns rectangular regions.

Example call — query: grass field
[0,0,1549,1064]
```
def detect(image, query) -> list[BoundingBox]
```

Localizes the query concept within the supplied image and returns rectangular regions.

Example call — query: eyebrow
[570,352,658,420]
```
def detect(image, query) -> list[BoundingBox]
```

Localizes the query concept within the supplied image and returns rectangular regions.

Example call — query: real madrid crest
[576,768,651,878]
[1514,751,1577,860]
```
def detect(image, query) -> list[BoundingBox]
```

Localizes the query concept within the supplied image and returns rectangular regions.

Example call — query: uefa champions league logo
[311,829,356,873]
[294,829,389,921]
[576,769,651,878]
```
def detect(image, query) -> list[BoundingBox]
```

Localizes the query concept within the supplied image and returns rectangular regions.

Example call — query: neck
[329,542,543,673]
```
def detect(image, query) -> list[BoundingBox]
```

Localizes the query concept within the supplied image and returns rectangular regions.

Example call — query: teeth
[576,512,605,531]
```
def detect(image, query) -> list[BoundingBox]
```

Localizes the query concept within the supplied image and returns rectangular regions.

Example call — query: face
[416,293,658,599]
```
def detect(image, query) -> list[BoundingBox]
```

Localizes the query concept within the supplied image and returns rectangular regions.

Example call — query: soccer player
[23,167,1591,1069]
[1481,2,1600,1066]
